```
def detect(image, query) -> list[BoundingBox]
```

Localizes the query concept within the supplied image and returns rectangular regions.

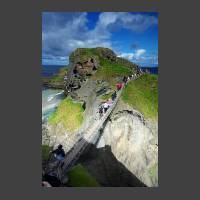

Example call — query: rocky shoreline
[42,79,64,89]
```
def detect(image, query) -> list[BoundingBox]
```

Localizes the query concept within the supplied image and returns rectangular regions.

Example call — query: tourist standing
[99,104,104,118]
[111,91,117,101]
[103,102,109,113]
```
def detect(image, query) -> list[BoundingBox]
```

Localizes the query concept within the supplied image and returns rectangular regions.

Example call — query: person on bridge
[99,104,104,118]
[111,91,117,101]
[123,76,127,84]
[52,144,65,161]
[107,98,113,107]
[116,82,123,91]
[103,102,109,113]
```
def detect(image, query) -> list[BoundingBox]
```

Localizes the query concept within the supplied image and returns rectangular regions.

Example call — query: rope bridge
[45,74,141,182]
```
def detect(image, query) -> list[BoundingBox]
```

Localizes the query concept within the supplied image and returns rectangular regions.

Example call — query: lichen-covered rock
[98,99,158,187]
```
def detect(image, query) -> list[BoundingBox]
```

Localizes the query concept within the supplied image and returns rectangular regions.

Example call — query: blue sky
[42,12,158,67]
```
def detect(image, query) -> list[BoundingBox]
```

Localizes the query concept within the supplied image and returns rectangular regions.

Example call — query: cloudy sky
[42,12,158,67]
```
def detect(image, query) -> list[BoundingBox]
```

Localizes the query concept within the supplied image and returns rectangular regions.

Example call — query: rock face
[64,47,139,96]
[98,99,158,187]
[42,78,112,153]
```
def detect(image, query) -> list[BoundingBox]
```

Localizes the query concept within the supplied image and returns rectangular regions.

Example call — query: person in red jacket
[116,83,123,91]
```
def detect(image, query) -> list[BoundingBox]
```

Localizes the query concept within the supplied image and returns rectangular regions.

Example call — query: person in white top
[103,102,109,113]
[107,98,113,107]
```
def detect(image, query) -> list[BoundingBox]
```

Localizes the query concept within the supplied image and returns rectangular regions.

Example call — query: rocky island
[42,47,158,187]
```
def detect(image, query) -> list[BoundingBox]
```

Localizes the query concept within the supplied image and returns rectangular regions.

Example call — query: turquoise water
[42,88,65,122]
[42,65,66,122]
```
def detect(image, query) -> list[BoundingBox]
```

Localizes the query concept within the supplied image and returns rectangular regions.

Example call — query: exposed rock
[64,48,100,95]
[79,145,147,187]
[97,99,158,187]
[64,47,138,98]
[95,47,117,62]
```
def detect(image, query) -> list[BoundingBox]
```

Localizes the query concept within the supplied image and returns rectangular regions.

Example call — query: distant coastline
[42,65,68,77]
[42,64,158,76]
[140,66,158,74]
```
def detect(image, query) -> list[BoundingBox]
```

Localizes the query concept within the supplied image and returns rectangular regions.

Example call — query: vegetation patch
[48,98,84,132]
[67,164,100,187]
[148,163,158,178]
[42,145,53,161]
[69,48,99,63]
[92,58,133,88]
[122,74,158,119]
[101,92,113,100]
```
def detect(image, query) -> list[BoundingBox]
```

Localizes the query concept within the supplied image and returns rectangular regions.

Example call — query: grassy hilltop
[92,58,133,88]
[47,47,138,130]
[47,47,158,132]
[70,47,136,88]
[122,74,158,119]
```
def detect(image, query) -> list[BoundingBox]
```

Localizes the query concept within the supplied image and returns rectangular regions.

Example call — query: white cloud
[117,53,134,60]
[42,12,112,59]
[42,12,157,65]
[118,49,158,66]
[96,12,157,33]
[118,49,146,60]
[134,49,146,59]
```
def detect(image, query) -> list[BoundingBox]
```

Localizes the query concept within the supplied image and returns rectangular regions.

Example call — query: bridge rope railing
[58,82,126,177]
[47,73,144,181]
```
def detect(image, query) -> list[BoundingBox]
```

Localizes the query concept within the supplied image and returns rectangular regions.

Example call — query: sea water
[42,88,65,122]
[140,67,158,74]
[42,65,66,122]
[42,65,66,77]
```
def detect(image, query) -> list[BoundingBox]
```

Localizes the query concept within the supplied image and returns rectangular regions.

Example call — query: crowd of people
[98,90,118,118]
[98,72,142,119]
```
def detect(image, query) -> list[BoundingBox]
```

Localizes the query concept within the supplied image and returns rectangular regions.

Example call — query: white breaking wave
[42,102,58,113]
[42,89,64,121]
[47,96,54,102]
[47,90,64,102]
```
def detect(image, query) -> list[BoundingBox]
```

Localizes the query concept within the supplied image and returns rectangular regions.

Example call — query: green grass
[148,163,158,178]
[69,48,99,63]
[67,164,100,187]
[101,92,113,100]
[92,58,133,88]
[48,98,84,132]
[69,48,135,89]
[42,145,52,161]
[122,74,158,119]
